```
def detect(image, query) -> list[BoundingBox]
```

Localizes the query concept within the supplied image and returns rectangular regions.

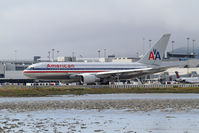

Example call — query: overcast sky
[0,0,199,60]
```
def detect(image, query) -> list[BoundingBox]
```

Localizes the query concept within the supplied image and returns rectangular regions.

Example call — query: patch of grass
[0,86,199,97]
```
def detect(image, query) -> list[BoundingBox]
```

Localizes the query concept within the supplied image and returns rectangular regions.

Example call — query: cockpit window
[30,67,34,70]
[28,66,34,70]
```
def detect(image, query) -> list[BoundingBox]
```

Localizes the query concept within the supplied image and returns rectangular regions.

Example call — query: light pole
[14,50,17,61]
[52,49,55,62]
[187,37,190,56]
[104,49,106,58]
[136,52,139,58]
[186,37,190,74]
[149,40,152,49]
[142,38,145,55]
[171,41,175,54]
[98,50,101,58]
[57,50,60,57]
[72,51,75,57]
[48,51,51,61]
[192,40,195,55]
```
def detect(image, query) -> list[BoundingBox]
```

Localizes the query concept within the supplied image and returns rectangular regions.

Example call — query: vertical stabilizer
[175,71,180,78]
[138,34,171,65]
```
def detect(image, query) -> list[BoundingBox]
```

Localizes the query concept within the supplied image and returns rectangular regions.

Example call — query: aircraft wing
[95,68,153,78]
[72,65,173,80]
[95,65,175,78]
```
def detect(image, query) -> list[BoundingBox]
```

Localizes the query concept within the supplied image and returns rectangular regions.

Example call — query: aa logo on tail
[148,49,161,60]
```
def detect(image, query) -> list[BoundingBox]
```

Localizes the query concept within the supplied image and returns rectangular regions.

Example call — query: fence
[1,83,199,88]
[72,84,199,89]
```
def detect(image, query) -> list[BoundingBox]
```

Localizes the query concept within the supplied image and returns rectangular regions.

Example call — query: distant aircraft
[175,71,199,84]
[24,34,172,84]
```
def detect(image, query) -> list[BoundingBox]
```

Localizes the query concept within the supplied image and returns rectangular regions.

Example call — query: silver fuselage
[23,62,161,81]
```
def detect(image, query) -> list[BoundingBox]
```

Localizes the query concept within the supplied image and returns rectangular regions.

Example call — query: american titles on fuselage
[47,64,75,68]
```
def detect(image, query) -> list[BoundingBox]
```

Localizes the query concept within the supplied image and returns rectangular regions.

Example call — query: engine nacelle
[80,74,100,84]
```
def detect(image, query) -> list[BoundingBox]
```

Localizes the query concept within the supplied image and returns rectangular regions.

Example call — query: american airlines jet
[23,34,171,84]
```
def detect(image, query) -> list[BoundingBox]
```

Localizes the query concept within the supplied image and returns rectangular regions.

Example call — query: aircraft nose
[23,69,28,76]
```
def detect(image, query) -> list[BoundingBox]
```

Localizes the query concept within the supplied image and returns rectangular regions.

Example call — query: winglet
[138,34,171,66]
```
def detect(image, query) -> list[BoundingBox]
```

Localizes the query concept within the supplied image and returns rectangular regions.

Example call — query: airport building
[167,47,199,59]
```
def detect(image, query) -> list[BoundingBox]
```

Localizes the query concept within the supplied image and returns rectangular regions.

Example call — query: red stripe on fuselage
[23,71,107,73]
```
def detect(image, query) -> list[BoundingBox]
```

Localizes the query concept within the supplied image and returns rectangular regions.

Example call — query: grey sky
[0,0,199,60]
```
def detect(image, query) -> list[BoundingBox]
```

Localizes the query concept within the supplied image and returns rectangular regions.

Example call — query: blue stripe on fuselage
[28,68,139,70]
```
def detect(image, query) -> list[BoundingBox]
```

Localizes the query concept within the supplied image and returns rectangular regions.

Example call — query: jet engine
[80,74,100,84]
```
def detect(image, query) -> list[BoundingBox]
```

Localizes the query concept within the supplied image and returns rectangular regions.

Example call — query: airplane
[175,71,199,84]
[23,34,171,84]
